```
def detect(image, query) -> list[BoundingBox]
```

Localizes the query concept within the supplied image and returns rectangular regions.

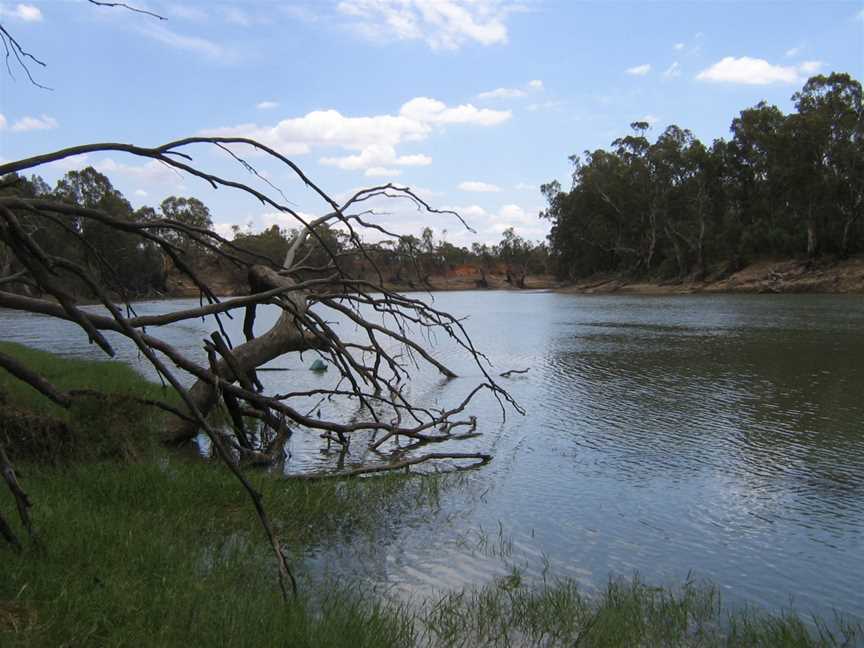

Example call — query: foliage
[543,73,864,280]
[0,166,556,299]
[0,168,223,296]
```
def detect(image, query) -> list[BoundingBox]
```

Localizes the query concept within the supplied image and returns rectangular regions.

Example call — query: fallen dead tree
[0,137,521,599]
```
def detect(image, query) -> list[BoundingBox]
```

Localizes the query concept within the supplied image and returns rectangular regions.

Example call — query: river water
[2,291,863,619]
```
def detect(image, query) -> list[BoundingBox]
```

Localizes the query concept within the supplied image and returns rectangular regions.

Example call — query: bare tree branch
[0,136,520,604]
[283,452,492,481]
[86,0,166,21]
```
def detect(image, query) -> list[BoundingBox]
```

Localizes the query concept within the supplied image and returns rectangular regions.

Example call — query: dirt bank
[165,264,559,297]
[559,257,864,296]
[163,257,864,298]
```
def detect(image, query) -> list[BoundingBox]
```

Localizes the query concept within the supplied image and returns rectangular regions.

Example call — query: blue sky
[1,0,862,247]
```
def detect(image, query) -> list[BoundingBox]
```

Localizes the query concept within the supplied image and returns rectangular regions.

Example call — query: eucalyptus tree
[155,196,215,261]
[542,72,861,279]
[790,73,863,258]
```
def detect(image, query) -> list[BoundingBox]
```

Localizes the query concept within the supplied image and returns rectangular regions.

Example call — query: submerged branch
[284,452,492,481]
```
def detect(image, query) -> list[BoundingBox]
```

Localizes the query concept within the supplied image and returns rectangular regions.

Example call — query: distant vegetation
[0,169,211,297]
[3,72,859,297]
[0,172,551,299]
[542,73,863,280]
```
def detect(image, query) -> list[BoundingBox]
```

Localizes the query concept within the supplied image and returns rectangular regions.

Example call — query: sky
[1,0,862,248]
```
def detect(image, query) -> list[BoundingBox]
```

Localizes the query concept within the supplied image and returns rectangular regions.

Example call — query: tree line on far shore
[541,72,863,280]
[8,73,855,297]
[0,169,214,296]
[0,168,551,297]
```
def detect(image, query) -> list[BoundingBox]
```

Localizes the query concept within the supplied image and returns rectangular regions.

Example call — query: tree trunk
[665,223,686,277]
[806,220,817,259]
[645,210,657,270]
[840,206,860,259]
[168,266,318,445]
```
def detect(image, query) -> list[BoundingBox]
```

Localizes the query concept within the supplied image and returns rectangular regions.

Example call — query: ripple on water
[2,292,864,620]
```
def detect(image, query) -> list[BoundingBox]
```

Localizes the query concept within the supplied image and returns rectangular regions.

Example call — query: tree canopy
[542,72,863,280]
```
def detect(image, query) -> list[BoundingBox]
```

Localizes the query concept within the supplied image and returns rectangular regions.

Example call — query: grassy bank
[1,343,861,646]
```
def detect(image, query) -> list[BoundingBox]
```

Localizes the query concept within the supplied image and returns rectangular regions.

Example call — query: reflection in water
[1,292,863,619]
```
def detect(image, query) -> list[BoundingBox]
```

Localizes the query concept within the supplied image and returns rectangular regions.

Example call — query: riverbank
[161,256,864,299]
[1,343,862,646]
[560,256,864,296]
[163,265,559,297]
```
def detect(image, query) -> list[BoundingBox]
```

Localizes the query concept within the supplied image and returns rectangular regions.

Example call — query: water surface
[2,291,863,619]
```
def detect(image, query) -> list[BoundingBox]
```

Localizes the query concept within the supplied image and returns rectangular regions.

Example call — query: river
[2,291,863,620]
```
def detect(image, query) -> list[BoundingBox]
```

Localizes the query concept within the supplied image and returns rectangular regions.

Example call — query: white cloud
[626,63,651,76]
[223,6,271,27]
[477,79,544,101]
[135,189,148,197]
[673,42,684,51]
[400,97,511,126]
[257,101,279,110]
[280,5,319,22]
[202,122,311,155]
[208,100,508,152]
[224,6,252,26]
[0,114,6,130]
[320,143,432,171]
[798,60,822,75]
[213,223,236,240]
[856,8,864,22]
[459,181,501,192]
[137,23,228,61]
[696,57,822,84]
[477,87,526,100]
[499,204,529,222]
[457,205,487,218]
[0,3,42,22]
[785,47,800,58]
[259,209,317,230]
[483,203,547,241]
[168,5,208,21]
[94,158,181,185]
[526,100,564,112]
[514,182,534,190]
[337,0,520,50]
[10,114,58,132]
[47,154,89,172]
[365,166,402,177]
[663,61,681,79]
[639,115,659,126]
[205,98,509,174]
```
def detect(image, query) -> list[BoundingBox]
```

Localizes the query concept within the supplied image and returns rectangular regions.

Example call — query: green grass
[420,571,863,647]
[0,340,179,463]
[0,341,438,646]
[0,341,176,415]
[0,457,428,647]
[1,342,861,647]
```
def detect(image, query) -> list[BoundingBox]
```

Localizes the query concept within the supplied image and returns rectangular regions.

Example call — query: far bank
[161,255,864,299]
[559,256,864,296]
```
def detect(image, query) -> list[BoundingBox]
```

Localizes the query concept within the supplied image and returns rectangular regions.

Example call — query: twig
[284,452,492,481]
[499,368,530,378]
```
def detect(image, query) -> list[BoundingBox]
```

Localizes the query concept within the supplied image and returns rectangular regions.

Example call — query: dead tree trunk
[0,138,521,585]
